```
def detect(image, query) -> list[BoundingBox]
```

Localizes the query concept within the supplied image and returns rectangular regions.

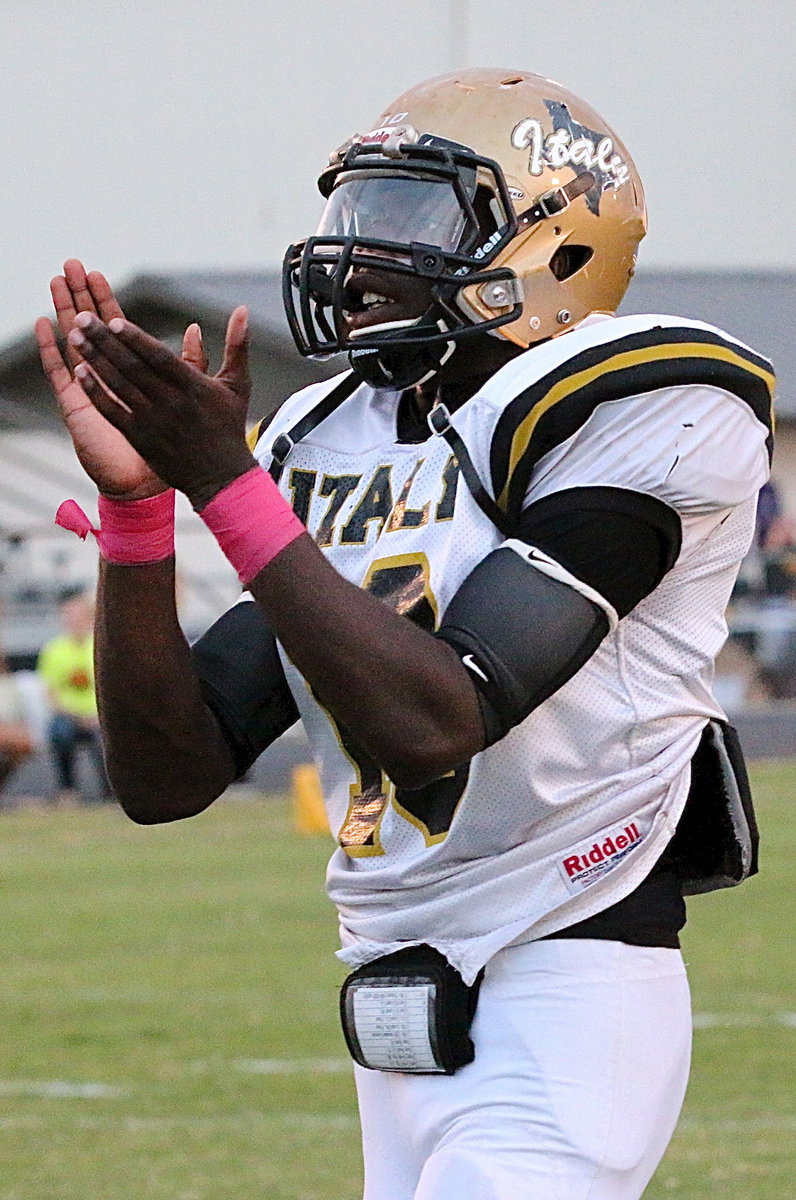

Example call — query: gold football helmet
[283,68,646,387]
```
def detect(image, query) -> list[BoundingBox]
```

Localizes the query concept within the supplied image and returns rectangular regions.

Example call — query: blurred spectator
[0,654,34,794]
[37,590,110,806]
[727,482,796,703]
[755,480,782,548]
[753,515,796,699]
[759,514,796,597]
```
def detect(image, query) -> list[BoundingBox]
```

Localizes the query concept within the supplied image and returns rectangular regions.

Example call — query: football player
[36,69,774,1200]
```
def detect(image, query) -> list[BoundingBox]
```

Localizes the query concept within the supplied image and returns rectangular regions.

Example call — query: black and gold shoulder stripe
[489,326,776,523]
[246,416,272,453]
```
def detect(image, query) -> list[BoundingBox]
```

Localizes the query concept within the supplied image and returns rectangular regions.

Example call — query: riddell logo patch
[558,822,645,893]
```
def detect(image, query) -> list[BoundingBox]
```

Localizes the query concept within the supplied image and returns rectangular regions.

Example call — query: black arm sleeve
[515,485,682,618]
[437,548,609,746]
[191,601,300,778]
[436,486,682,746]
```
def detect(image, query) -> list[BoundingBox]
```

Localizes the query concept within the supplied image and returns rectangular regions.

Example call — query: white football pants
[354,938,691,1200]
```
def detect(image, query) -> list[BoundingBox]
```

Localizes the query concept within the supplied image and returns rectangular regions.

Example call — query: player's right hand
[36,259,163,499]
[36,259,196,500]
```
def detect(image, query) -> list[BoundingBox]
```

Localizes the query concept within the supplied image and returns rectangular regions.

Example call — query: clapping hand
[35,260,253,506]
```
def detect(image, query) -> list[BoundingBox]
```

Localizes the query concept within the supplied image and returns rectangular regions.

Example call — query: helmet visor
[316,175,470,252]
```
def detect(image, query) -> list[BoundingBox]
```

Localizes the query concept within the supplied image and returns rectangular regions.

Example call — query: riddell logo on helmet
[361,113,411,145]
[473,230,503,260]
[558,822,645,893]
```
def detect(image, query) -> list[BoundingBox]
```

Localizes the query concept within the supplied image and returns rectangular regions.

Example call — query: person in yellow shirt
[37,591,110,806]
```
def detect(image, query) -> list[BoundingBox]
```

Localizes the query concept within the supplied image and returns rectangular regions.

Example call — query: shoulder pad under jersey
[246,371,356,457]
[484,314,775,525]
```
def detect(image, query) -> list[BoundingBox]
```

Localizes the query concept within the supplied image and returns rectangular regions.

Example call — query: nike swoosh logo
[462,654,489,683]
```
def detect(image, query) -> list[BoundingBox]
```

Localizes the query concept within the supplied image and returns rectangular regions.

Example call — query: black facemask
[281,138,521,383]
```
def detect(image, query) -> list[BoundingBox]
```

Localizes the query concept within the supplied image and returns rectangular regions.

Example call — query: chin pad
[349,339,454,389]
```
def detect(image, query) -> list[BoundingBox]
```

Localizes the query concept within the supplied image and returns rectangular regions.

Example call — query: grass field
[0,761,793,1200]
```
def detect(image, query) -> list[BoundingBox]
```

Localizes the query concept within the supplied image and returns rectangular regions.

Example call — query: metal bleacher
[0,428,241,668]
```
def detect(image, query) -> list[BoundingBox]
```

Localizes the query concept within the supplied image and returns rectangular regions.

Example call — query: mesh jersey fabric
[251,312,772,984]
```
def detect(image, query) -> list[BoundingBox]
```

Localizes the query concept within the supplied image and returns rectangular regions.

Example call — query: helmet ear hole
[549,244,594,282]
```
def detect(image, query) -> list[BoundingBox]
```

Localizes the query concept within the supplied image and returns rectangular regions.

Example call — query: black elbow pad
[192,601,299,777]
[436,542,615,746]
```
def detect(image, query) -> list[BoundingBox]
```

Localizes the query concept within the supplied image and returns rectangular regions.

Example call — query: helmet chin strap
[348,315,457,390]
[348,341,453,389]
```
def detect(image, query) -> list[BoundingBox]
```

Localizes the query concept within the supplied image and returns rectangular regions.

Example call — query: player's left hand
[68,307,257,509]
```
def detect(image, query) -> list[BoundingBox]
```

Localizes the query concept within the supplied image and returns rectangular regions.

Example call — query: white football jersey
[252,313,774,984]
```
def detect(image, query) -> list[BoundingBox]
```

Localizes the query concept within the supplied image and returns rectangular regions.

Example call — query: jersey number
[335,555,470,855]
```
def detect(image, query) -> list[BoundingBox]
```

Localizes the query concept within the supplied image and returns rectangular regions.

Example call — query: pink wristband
[55,490,176,565]
[199,466,306,584]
